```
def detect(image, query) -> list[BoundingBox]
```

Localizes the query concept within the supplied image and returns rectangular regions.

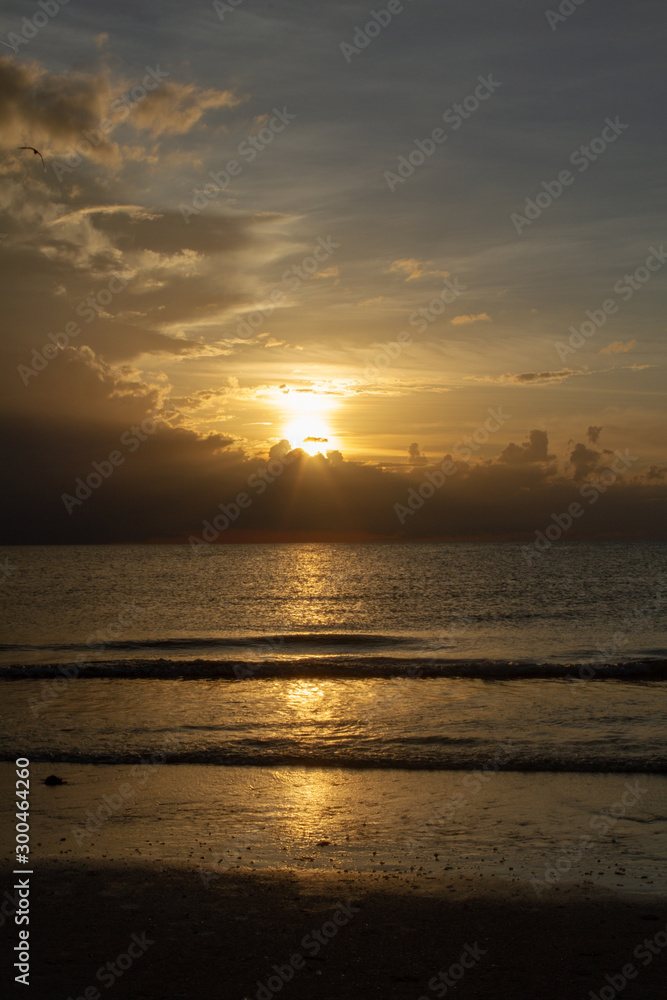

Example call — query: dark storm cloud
[587,425,603,444]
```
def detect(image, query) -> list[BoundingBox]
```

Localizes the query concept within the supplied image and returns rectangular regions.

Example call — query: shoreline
[4,763,665,896]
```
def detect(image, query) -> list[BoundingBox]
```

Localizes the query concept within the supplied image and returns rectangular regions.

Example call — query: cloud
[304,436,328,443]
[3,397,665,543]
[130,81,242,138]
[504,370,575,383]
[0,179,279,364]
[0,56,113,155]
[386,259,449,281]
[408,442,428,466]
[569,442,601,481]
[269,440,292,462]
[599,339,636,355]
[467,369,583,385]
[450,313,491,326]
[587,425,603,444]
[0,55,242,164]
[470,364,652,386]
[0,342,661,545]
[499,430,553,465]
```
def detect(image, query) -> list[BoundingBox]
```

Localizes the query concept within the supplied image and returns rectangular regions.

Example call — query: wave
[0,632,419,653]
[2,655,667,681]
[1,747,665,772]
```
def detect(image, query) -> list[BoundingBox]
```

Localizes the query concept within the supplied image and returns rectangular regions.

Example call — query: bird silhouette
[18,146,46,170]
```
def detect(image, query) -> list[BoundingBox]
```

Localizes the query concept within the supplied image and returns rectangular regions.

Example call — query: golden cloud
[599,339,636,355]
[386,258,449,281]
[451,313,491,326]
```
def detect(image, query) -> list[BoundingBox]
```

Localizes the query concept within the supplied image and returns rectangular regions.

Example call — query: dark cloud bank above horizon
[2,347,666,545]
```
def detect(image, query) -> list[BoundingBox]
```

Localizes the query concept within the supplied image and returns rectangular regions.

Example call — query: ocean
[2,541,666,893]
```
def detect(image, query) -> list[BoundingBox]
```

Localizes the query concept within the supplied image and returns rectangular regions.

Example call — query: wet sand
[2,861,666,1000]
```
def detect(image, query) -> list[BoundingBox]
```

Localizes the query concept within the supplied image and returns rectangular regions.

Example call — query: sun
[280,388,338,456]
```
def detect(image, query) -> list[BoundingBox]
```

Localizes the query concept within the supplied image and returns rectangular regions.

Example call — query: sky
[1,0,665,542]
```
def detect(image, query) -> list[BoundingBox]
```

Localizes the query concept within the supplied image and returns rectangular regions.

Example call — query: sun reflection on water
[282,679,328,712]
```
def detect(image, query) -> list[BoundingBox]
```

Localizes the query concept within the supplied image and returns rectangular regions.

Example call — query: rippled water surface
[1,542,665,771]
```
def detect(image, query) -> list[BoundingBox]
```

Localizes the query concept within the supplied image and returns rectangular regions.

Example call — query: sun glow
[280,389,338,456]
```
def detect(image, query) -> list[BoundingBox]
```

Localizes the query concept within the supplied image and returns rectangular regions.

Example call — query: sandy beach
[1,860,665,1000]
[2,760,667,998]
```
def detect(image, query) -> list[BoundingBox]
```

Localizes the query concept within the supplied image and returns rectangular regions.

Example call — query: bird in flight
[18,146,46,170]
